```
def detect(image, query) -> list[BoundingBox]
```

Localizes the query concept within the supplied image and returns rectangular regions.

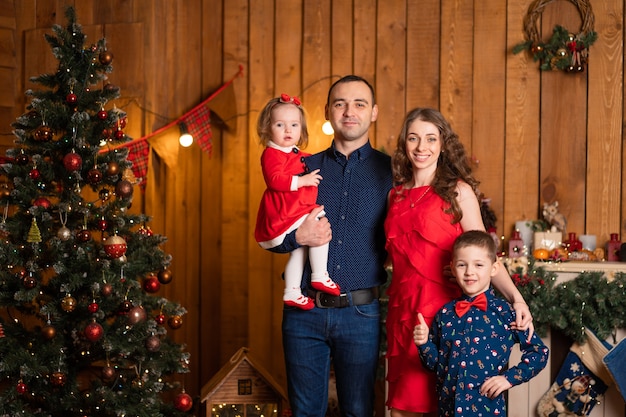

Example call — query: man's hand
[413,313,429,346]
[295,206,331,247]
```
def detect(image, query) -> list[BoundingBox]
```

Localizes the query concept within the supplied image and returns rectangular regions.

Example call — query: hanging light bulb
[178,122,193,147]
[321,121,334,135]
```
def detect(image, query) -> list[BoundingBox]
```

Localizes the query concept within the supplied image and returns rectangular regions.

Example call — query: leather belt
[306,287,379,308]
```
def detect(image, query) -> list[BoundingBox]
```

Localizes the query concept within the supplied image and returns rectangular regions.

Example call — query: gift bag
[602,336,626,402]
[537,328,613,417]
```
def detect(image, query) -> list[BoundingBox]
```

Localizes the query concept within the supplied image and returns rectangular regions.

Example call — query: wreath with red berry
[512,0,598,72]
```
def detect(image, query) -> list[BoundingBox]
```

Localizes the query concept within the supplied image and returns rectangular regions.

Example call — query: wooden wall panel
[586,0,624,239]
[221,0,249,365]
[199,0,225,390]
[247,0,278,379]
[302,0,331,154]
[439,0,474,150]
[353,0,377,104]
[472,0,507,231]
[504,0,541,232]
[374,0,406,152]
[539,3,588,237]
[405,0,440,112]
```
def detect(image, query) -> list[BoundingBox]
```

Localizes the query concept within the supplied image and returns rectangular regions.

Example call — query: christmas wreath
[512,0,598,72]
[504,258,626,343]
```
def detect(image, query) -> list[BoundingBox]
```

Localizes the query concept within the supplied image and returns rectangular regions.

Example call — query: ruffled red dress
[384,185,463,413]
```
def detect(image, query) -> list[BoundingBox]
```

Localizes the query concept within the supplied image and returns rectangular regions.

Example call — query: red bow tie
[455,292,488,317]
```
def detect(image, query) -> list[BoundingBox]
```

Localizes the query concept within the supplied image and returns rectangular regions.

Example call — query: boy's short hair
[453,230,497,262]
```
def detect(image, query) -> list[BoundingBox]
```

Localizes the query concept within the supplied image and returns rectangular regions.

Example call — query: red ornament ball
[143,276,161,293]
[98,218,109,231]
[63,152,83,172]
[66,93,78,104]
[50,371,67,386]
[174,392,193,412]
[15,153,29,165]
[16,381,28,394]
[76,229,92,243]
[115,179,134,199]
[114,129,125,141]
[33,197,52,209]
[84,322,104,342]
[145,335,161,352]
[29,168,41,180]
[22,275,37,289]
[87,168,103,184]
[97,109,108,120]
[101,283,113,296]
[155,313,166,325]
[103,235,127,258]
[157,268,173,284]
[34,125,53,142]
[88,301,99,313]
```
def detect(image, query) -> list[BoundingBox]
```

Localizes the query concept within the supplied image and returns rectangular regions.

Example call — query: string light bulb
[178,122,193,147]
[322,121,334,135]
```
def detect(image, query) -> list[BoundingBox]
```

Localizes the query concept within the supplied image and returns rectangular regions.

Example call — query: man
[272,75,393,416]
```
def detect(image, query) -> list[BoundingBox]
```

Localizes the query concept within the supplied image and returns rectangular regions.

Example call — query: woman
[384,108,533,417]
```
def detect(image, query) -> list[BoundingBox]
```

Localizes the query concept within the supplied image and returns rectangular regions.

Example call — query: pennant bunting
[182,105,213,156]
[125,139,150,185]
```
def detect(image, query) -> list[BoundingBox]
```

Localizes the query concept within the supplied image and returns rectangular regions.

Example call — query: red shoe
[311,278,341,296]
[284,295,315,310]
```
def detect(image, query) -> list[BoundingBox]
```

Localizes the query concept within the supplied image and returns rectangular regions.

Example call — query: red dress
[384,185,463,413]
[254,146,318,248]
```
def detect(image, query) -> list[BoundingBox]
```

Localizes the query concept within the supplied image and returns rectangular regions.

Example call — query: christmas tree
[0,7,193,416]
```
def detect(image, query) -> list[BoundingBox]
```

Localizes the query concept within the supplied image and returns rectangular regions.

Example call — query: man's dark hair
[326,75,376,107]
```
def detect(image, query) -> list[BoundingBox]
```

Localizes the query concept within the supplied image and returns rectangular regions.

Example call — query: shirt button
[343,191,348,196]
[335,265,341,270]
[337,240,342,245]
[341,215,345,220]
[346,169,350,174]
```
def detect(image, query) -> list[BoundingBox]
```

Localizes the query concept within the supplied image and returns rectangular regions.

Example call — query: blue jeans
[282,297,380,417]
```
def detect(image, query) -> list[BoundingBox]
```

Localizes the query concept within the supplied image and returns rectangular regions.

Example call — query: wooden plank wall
[1,0,624,415]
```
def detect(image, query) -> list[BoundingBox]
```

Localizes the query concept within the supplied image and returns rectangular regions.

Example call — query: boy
[413,230,549,416]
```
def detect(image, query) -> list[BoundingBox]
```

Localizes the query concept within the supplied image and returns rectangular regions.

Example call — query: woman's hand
[510,301,534,341]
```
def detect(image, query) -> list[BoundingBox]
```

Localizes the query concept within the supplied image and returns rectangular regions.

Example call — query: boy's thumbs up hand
[413,313,429,346]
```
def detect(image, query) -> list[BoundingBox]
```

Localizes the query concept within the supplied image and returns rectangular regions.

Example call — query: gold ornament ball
[157,268,173,284]
[102,365,116,382]
[61,295,77,312]
[557,48,567,57]
[99,50,114,65]
[42,324,56,340]
[168,315,183,329]
[106,161,120,177]
[50,371,67,386]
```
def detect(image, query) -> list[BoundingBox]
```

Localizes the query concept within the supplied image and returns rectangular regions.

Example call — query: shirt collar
[329,140,374,161]
[268,141,299,154]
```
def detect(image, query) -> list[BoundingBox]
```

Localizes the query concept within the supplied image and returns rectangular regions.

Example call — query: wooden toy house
[201,347,288,417]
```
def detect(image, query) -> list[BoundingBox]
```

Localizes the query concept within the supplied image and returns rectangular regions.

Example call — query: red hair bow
[280,93,301,107]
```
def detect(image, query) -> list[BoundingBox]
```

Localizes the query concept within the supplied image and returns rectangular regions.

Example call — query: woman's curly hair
[391,107,480,223]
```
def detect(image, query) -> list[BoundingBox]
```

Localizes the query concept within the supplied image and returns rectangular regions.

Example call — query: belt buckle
[314,291,328,308]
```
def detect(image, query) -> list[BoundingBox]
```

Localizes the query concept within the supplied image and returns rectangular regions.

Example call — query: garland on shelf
[512,0,598,72]
[504,258,626,343]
